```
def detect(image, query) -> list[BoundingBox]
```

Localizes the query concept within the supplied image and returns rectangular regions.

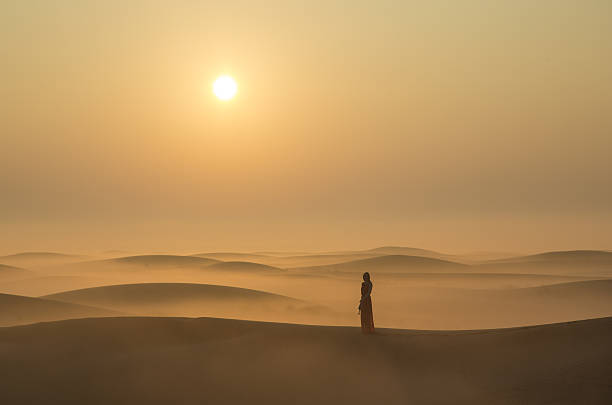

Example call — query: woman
[358,272,375,334]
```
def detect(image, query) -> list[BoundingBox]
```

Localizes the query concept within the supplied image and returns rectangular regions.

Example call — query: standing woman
[358,272,375,334]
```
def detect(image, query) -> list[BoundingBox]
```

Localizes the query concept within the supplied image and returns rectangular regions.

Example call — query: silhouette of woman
[358,272,375,334]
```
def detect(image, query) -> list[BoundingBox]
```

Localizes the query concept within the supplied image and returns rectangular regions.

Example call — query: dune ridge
[41,283,334,323]
[297,254,468,273]
[206,261,283,272]
[43,282,297,304]
[0,252,81,260]
[491,250,612,264]
[70,255,222,274]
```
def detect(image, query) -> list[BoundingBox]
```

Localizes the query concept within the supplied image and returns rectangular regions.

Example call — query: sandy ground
[0,316,610,405]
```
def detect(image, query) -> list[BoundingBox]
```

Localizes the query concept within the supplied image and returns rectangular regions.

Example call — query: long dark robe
[360,281,375,334]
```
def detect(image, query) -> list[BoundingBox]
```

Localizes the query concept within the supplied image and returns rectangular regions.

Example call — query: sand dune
[98,254,221,267]
[268,253,383,268]
[193,252,384,267]
[298,254,468,273]
[510,278,612,295]
[493,250,612,265]
[192,252,272,261]
[0,264,32,280]
[0,316,609,404]
[189,246,490,268]
[71,255,222,275]
[206,261,283,272]
[44,282,296,307]
[479,250,612,275]
[0,252,85,265]
[360,245,457,261]
[43,283,332,323]
[0,293,119,327]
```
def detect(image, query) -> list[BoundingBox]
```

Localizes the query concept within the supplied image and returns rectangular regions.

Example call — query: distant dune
[268,253,383,268]
[193,252,384,268]
[479,250,612,275]
[493,250,612,265]
[503,279,612,300]
[42,283,329,322]
[366,271,589,289]
[361,246,456,260]
[206,261,283,273]
[0,293,119,327]
[298,255,468,273]
[0,252,80,260]
[0,275,110,296]
[192,252,271,261]
[0,252,85,265]
[85,254,221,269]
[0,316,610,404]
[0,264,31,280]
[191,247,476,267]
[44,282,296,307]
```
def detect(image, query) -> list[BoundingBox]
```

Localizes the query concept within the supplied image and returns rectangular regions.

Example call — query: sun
[213,75,237,101]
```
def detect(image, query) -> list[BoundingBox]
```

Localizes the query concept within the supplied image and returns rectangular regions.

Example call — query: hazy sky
[1,1,611,254]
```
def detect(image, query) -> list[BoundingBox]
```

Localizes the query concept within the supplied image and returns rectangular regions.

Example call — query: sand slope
[205,261,283,272]
[479,250,612,275]
[193,252,384,268]
[299,254,468,273]
[494,250,612,265]
[94,254,221,268]
[44,282,297,307]
[0,252,85,266]
[0,316,609,404]
[0,293,119,326]
[0,264,31,280]
[192,252,271,261]
[362,245,453,260]
[43,283,332,323]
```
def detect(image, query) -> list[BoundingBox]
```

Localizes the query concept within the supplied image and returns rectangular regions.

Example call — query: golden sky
[1,1,611,253]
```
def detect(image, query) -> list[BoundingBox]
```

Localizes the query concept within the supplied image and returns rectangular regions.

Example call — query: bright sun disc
[213,75,237,101]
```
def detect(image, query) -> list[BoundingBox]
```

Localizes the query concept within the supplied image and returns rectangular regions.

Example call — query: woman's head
[362,272,370,282]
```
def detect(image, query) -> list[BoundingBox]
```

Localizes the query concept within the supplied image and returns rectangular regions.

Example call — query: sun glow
[213,75,237,101]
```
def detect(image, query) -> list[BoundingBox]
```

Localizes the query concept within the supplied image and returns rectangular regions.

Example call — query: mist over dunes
[192,252,271,261]
[0,264,31,280]
[478,250,612,276]
[372,279,612,329]
[0,275,124,297]
[0,293,119,327]
[0,252,81,260]
[44,282,297,310]
[488,250,612,267]
[1,247,608,329]
[206,261,283,273]
[0,252,85,267]
[95,255,221,268]
[297,255,468,273]
[43,283,333,324]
